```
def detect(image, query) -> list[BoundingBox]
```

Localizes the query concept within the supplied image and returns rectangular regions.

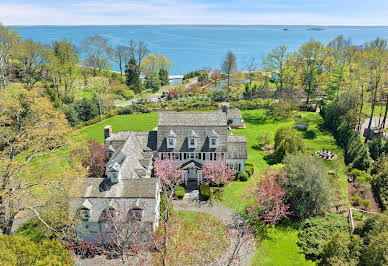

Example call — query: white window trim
[210,137,218,148]
[188,138,197,148]
[167,137,176,148]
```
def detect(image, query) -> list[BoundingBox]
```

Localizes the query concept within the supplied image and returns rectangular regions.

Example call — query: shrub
[238,172,249,181]
[298,213,349,261]
[245,161,253,167]
[121,89,135,99]
[368,137,384,160]
[299,104,316,112]
[15,218,46,243]
[118,106,133,115]
[353,195,363,206]
[257,131,271,147]
[0,235,72,265]
[73,97,99,122]
[174,186,185,199]
[245,165,254,176]
[274,127,305,163]
[61,104,79,127]
[284,152,331,220]
[200,184,211,200]
[363,199,370,208]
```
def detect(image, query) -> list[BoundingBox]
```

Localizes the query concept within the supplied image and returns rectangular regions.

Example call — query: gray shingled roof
[227,134,247,159]
[158,112,227,126]
[72,178,160,198]
[227,108,242,120]
[106,132,152,179]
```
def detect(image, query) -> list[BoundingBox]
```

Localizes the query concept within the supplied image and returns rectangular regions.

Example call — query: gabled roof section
[210,129,219,138]
[158,112,227,126]
[72,178,160,198]
[188,130,198,138]
[226,108,242,120]
[167,129,177,138]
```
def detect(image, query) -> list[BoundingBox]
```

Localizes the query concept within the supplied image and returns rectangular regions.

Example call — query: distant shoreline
[9,24,388,27]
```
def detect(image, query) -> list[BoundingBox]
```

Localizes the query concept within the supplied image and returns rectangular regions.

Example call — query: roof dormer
[167,129,176,149]
[209,130,219,148]
[188,130,198,149]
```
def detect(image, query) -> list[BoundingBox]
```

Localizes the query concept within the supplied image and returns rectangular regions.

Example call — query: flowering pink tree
[247,172,290,225]
[153,157,183,265]
[202,157,236,187]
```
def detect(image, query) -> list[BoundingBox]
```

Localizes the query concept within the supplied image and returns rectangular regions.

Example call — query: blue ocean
[12,25,388,75]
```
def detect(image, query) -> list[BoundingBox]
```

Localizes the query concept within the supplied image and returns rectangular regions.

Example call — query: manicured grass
[76,113,158,143]
[154,211,230,265]
[252,221,315,266]
[217,109,347,266]
[220,110,348,213]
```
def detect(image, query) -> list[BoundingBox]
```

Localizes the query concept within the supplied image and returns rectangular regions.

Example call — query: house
[218,103,245,128]
[71,178,160,243]
[71,109,246,243]
[104,109,247,188]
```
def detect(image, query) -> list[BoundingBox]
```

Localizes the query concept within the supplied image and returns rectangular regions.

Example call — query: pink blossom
[202,157,236,186]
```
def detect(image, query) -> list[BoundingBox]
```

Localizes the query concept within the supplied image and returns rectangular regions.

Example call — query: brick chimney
[104,125,112,140]
[221,102,229,113]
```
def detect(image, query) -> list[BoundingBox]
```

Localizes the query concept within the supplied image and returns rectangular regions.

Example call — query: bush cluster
[174,186,185,199]
[200,184,211,200]
[238,172,249,181]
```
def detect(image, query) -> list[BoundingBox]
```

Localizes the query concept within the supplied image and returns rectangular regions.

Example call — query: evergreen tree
[145,71,160,92]
[159,69,169,86]
[352,144,371,171]
[125,57,141,92]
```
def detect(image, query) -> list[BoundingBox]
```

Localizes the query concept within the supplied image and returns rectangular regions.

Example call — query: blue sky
[1,0,387,26]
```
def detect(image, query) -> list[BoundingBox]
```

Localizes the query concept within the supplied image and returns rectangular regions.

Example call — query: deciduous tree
[81,34,112,75]
[0,88,84,235]
[0,24,20,92]
[221,51,237,96]
[283,152,331,220]
[153,157,183,265]
[246,172,290,225]
[82,139,106,178]
[202,157,236,187]
[295,41,327,104]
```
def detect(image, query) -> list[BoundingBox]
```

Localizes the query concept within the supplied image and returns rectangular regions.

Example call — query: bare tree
[112,45,130,76]
[221,51,237,97]
[81,34,112,75]
[246,57,257,85]
[128,40,150,68]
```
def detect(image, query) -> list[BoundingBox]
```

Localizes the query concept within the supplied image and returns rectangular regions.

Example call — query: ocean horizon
[12,25,388,75]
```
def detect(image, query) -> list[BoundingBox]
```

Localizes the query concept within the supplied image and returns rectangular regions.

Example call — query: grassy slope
[76,113,158,143]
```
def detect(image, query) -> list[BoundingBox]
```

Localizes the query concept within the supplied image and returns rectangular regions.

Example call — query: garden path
[173,199,255,266]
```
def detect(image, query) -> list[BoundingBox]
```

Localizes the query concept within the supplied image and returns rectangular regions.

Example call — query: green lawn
[217,109,348,266]
[76,113,158,143]
[252,221,315,266]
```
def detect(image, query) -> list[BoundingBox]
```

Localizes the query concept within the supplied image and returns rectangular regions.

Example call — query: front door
[188,167,197,180]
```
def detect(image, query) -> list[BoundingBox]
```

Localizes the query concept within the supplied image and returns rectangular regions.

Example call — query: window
[210,138,218,148]
[128,208,143,222]
[167,137,175,148]
[99,207,115,223]
[77,208,90,222]
[188,138,196,148]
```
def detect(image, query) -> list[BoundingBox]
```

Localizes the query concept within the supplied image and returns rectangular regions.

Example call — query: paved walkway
[173,199,255,266]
